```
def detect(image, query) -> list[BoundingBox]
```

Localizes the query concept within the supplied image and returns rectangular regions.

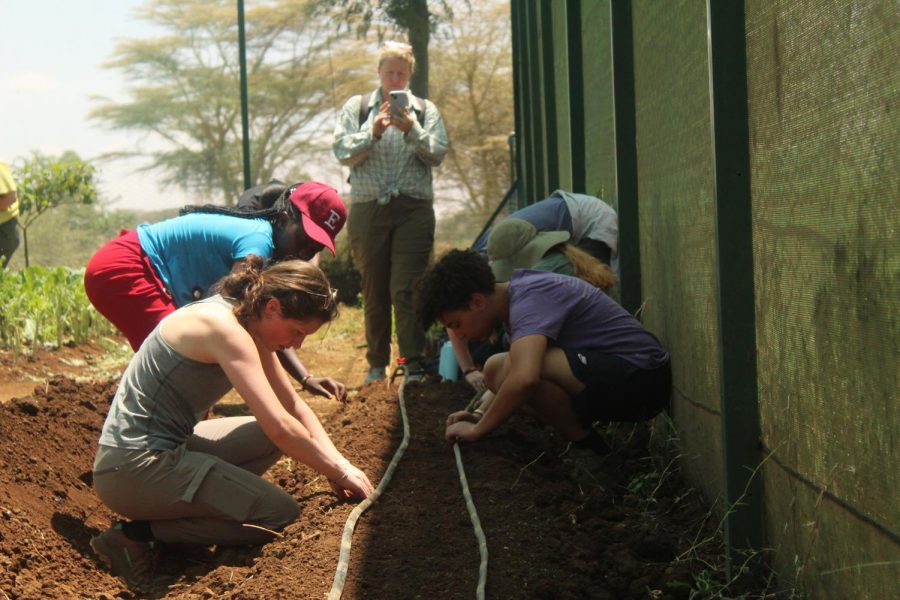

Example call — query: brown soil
[0,332,734,599]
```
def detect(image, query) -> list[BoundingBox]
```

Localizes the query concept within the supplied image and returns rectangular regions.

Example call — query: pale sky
[1,2,452,216]
[2,1,205,211]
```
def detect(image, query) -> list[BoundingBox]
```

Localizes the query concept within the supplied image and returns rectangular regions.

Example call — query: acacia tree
[316,0,461,98]
[90,0,372,205]
[429,1,514,220]
[14,153,98,267]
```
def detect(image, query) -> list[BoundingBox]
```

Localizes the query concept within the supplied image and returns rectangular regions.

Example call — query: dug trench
[0,361,727,599]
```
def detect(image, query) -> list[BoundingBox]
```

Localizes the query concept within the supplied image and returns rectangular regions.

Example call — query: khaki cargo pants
[93,416,297,546]
[348,195,435,368]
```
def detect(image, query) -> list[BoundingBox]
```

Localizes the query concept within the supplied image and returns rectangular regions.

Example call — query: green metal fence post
[237,0,252,190]
[610,0,641,314]
[566,0,586,193]
[706,0,763,577]
[540,2,559,192]
[525,2,545,201]
[510,2,525,207]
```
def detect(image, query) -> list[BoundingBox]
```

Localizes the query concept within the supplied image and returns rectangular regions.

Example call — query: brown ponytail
[218,256,338,326]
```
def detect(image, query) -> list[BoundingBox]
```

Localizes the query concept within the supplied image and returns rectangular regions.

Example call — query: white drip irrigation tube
[327,368,411,600]
[328,368,489,600]
[453,442,489,600]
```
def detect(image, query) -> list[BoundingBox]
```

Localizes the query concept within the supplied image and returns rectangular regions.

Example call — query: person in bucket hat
[450,218,617,393]
[486,218,615,289]
[84,181,349,400]
[474,189,619,271]
[487,219,572,282]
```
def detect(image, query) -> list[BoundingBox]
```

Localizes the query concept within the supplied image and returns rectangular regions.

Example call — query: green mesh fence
[746,1,899,597]
[511,1,899,596]
[580,1,617,202]
[630,1,725,503]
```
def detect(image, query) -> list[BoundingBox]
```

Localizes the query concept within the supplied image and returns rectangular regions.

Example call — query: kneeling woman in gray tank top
[89,256,374,592]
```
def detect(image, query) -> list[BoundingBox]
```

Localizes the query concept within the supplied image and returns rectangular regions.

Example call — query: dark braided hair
[217,255,338,327]
[417,249,495,330]
[179,183,298,224]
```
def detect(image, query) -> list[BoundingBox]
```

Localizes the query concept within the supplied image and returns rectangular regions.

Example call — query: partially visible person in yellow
[0,161,20,269]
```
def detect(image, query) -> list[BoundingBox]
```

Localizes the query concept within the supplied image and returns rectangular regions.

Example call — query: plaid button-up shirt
[333,88,449,205]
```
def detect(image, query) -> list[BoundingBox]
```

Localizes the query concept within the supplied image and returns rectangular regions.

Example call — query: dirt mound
[0,377,120,598]
[0,370,731,599]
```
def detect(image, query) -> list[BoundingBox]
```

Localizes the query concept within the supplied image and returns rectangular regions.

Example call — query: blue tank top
[138,213,274,307]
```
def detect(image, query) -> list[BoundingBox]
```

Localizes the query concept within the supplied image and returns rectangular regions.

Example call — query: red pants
[84,230,177,351]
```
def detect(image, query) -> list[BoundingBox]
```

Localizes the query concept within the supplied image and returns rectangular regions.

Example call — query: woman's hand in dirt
[330,463,374,499]
[446,410,482,426]
[464,370,486,392]
[305,376,347,401]
[445,420,480,445]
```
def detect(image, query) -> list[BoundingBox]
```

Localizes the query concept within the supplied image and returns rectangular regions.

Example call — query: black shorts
[564,349,671,425]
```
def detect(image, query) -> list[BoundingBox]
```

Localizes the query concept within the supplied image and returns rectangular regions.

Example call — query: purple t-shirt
[507,270,669,370]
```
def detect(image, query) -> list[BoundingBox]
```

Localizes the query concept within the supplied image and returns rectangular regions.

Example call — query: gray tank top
[98,295,237,451]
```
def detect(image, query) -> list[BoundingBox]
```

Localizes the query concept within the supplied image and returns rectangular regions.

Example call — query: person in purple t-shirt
[417,249,671,452]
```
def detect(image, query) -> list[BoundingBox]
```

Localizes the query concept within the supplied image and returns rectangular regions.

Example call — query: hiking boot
[404,359,430,384]
[90,522,157,591]
[405,369,426,383]
[364,367,386,385]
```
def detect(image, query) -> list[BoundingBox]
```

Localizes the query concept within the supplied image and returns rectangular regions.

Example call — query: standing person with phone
[333,41,449,384]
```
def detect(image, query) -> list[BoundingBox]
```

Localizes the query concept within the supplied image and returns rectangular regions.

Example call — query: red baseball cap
[288,182,347,255]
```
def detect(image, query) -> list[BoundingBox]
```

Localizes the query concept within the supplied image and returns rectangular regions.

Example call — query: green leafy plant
[0,265,116,356]
[13,152,98,267]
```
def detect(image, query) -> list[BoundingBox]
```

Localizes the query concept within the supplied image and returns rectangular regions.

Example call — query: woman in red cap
[84,182,349,399]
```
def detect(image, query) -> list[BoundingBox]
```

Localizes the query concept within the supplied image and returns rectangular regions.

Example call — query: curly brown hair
[217,256,338,326]
[417,250,494,329]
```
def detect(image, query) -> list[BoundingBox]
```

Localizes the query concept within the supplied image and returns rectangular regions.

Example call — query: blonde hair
[559,244,617,292]
[378,41,415,75]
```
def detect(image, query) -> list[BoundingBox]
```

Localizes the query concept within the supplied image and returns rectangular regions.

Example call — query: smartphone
[389,90,409,117]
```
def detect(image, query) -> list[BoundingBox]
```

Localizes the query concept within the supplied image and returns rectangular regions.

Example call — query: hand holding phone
[389,90,410,118]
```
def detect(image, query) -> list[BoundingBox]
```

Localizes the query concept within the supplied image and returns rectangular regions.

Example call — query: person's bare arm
[260,348,344,458]
[256,342,368,497]
[276,348,347,401]
[192,310,372,497]
[445,334,546,443]
[0,191,17,211]
[449,329,485,391]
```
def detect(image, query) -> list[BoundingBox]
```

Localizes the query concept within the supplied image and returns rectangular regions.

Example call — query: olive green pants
[348,195,435,368]
[93,416,297,546]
